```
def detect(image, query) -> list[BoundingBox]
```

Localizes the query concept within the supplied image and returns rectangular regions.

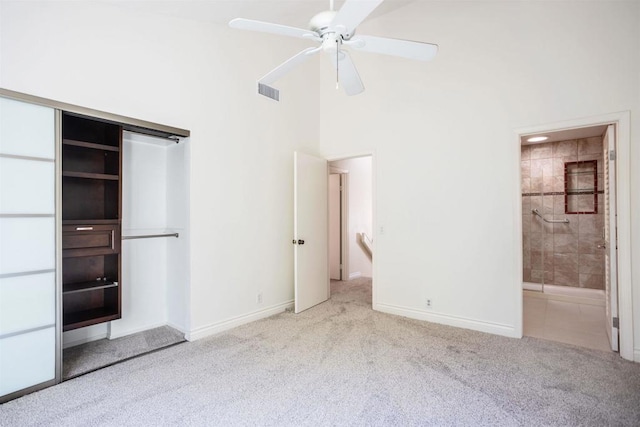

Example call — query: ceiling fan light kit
[229,0,438,101]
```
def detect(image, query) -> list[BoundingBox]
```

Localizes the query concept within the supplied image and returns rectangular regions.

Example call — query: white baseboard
[374,302,517,338]
[186,300,294,341]
[166,321,187,335]
[634,349,640,363]
[349,272,362,279]
[62,331,108,349]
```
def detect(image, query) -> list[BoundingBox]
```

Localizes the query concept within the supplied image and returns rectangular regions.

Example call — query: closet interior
[60,117,190,378]
[0,88,191,402]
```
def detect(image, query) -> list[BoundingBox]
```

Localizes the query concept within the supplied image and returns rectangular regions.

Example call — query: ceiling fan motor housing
[309,10,354,40]
[309,11,336,33]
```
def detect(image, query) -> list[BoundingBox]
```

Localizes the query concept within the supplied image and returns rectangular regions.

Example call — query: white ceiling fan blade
[331,0,384,36]
[348,35,438,61]
[258,47,321,100]
[330,50,364,96]
[261,47,321,86]
[229,18,319,40]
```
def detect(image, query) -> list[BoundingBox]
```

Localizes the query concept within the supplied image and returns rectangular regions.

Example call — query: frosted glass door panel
[0,98,55,159]
[0,95,56,401]
[0,327,55,396]
[0,158,54,214]
[0,218,55,275]
[0,273,55,335]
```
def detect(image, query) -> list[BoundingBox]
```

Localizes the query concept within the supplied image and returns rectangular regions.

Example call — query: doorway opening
[328,155,373,305]
[519,123,618,352]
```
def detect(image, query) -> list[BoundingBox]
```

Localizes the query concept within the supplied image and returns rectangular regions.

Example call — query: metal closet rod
[122,233,179,240]
[532,209,569,224]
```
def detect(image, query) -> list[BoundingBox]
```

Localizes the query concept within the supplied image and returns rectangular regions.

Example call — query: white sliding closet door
[0,97,57,401]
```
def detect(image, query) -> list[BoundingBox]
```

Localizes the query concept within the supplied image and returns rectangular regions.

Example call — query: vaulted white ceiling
[111,0,417,28]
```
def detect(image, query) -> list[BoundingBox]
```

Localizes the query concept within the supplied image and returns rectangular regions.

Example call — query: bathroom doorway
[519,123,619,352]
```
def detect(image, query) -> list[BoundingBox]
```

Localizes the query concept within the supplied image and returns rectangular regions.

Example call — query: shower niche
[564,160,597,214]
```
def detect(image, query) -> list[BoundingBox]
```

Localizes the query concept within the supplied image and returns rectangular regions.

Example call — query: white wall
[0,1,320,340]
[319,1,640,347]
[3,1,640,360]
[165,141,190,332]
[330,157,373,279]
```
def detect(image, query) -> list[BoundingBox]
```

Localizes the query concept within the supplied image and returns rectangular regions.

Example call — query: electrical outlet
[257,293,263,304]
[426,299,433,309]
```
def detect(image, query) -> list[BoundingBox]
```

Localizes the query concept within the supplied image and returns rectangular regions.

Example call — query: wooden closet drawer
[62,224,120,257]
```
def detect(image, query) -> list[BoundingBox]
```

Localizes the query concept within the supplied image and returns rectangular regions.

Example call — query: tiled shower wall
[522,137,605,289]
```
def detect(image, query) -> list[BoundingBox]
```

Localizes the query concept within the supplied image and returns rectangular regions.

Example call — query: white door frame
[603,124,618,351]
[326,152,376,306]
[329,166,349,281]
[514,111,633,361]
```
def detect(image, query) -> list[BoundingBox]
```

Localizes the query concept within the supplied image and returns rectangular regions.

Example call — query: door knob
[298,240,305,245]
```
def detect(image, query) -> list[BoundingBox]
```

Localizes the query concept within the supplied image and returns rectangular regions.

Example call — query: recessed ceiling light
[527,136,549,143]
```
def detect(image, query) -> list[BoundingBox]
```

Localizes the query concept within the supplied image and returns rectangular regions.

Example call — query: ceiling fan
[229,0,438,101]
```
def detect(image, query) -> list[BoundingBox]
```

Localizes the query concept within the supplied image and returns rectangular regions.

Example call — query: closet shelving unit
[61,113,123,331]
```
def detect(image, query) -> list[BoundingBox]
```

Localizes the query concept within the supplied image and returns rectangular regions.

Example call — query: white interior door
[294,152,329,313]
[0,96,57,401]
[603,124,619,351]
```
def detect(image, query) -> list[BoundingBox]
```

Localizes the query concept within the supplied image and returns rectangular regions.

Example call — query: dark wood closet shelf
[63,171,119,180]
[62,219,120,225]
[62,112,123,331]
[62,139,120,152]
[63,279,118,295]
[63,308,120,332]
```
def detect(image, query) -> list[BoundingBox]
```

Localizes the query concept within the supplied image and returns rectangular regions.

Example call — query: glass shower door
[525,142,565,292]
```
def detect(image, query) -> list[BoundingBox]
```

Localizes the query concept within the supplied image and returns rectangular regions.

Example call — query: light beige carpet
[2,277,639,426]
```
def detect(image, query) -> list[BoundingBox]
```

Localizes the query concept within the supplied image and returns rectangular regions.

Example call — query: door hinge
[609,150,616,161]
[292,239,297,245]
[613,317,619,328]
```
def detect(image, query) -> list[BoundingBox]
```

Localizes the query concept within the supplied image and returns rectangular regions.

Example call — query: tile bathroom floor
[523,293,611,352]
